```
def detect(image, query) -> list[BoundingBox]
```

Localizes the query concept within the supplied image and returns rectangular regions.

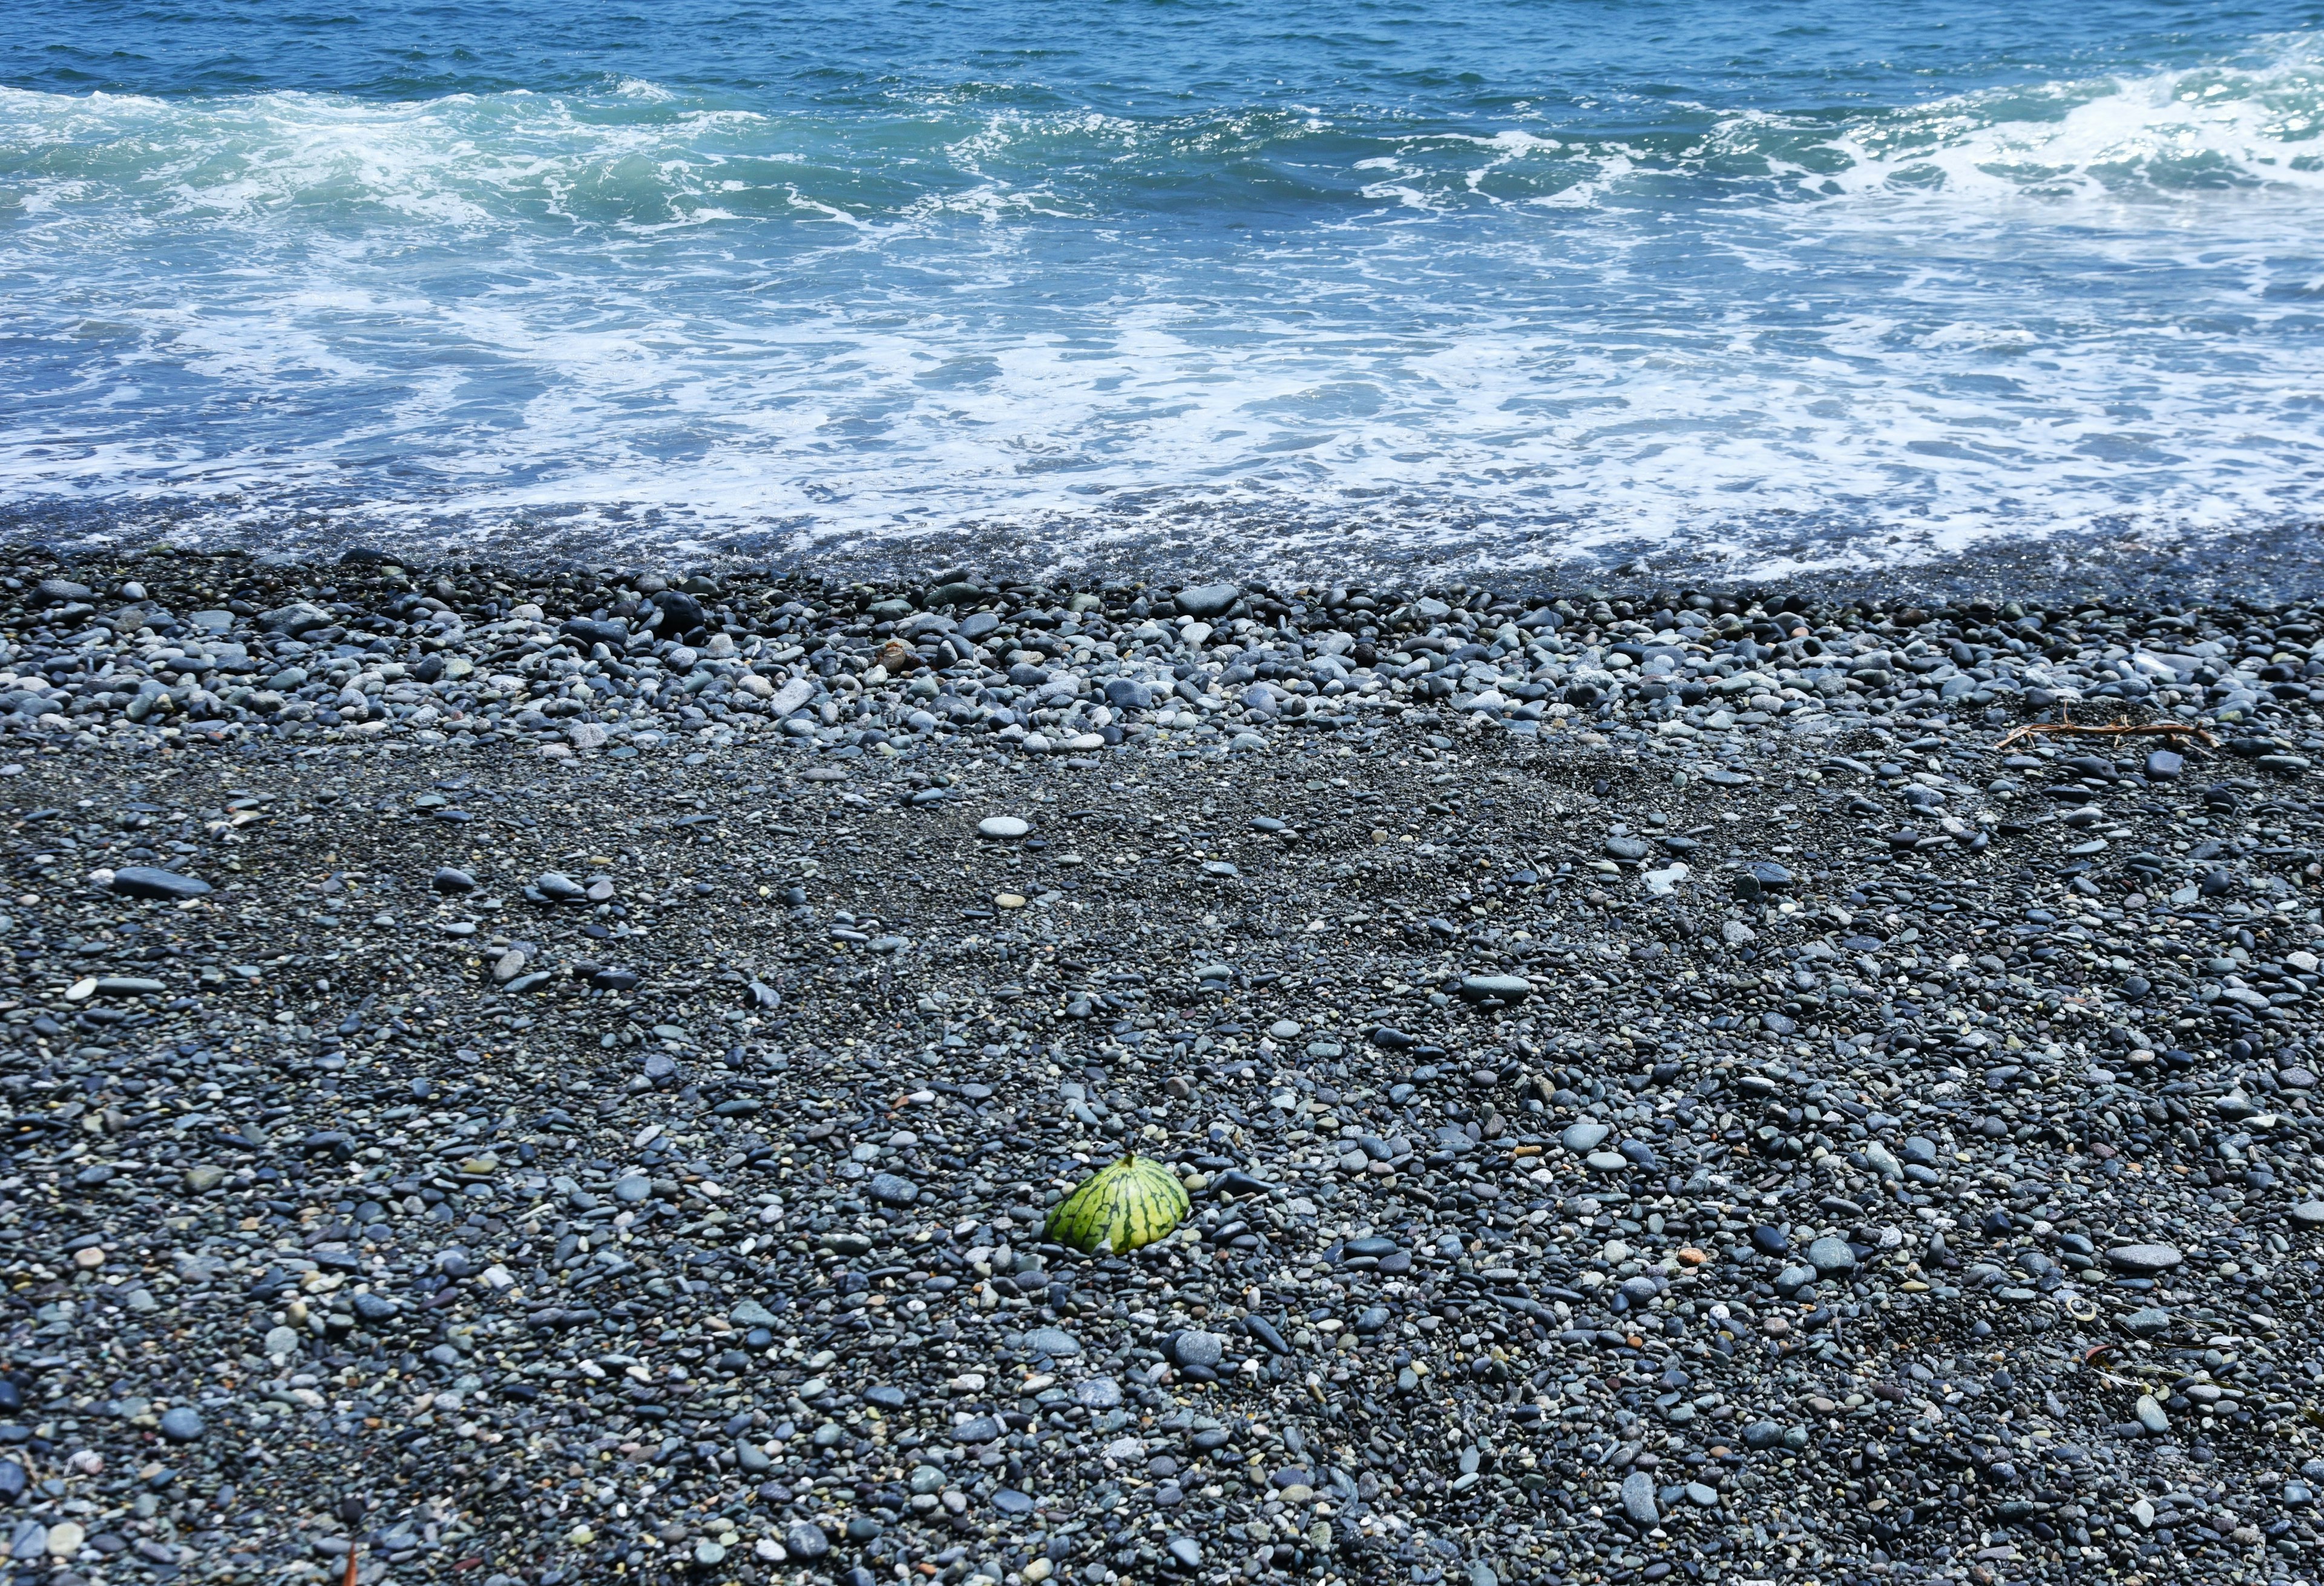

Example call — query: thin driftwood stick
[1994,717,2217,752]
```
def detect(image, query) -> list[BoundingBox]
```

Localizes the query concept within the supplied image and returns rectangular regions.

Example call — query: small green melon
[1043,1154,1190,1254]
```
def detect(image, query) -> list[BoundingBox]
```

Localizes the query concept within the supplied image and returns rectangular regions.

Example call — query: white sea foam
[0,40,2319,573]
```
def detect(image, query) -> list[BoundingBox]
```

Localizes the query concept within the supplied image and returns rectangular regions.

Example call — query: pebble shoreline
[5,550,2324,1586]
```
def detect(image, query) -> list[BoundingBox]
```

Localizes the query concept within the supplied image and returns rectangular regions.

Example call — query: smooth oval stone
[1807,1236,1857,1275]
[868,1173,920,1206]
[1742,1421,1784,1449]
[977,816,1030,839]
[263,1325,301,1356]
[2106,1243,2184,1275]
[1344,1236,1399,1258]
[1176,582,1241,619]
[2292,1203,2324,1228]
[110,866,211,901]
[951,1416,1002,1445]
[1024,1326,1082,1357]
[612,1176,651,1203]
[1459,974,1531,1004]
[1560,1122,1610,1154]
[1170,1330,1225,1369]
[2135,1394,2171,1434]
[783,1522,830,1560]
[1620,1470,1658,1525]
[158,1406,205,1443]
[1584,1151,1626,1173]
[1074,1377,1123,1409]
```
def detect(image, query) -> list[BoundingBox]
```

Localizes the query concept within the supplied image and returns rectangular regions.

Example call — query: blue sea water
[2,1,2322,577]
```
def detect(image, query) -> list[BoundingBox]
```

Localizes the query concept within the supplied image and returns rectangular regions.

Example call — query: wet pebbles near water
[4,551,2324,1586]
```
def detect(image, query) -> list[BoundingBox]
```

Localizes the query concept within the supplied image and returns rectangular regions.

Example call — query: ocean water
[2,1,2322,579]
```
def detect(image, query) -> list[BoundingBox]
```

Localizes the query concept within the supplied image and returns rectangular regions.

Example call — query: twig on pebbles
[1994,714,2217,751]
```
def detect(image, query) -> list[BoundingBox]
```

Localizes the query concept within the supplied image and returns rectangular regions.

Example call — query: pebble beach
[4,548,2324,1586]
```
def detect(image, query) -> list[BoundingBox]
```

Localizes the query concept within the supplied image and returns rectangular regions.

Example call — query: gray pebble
[1806,1236,1857,1276]
[1560,1122,1610,1154]
[1620,1470,1658,1524]
[1170,1330,1225,1369]
[2106,1243,2184,1275]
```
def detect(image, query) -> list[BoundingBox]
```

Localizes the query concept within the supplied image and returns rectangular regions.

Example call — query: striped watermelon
[1044,1154,1189,1254]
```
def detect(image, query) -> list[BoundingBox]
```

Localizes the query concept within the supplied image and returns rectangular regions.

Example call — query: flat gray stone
[157,1407,205,1443]
[868,1173,920,1206]
[1175,583,1242,619]
[1170,1330,1225,1369]
[2135,1394,2171,1435]
[1024,1326,1082,1358]
[1560,1122,1610,1154]
[1458,974,1531,1004]
[977,815,1030,839]
[2106,1243,2183,1275]
[109,866,211,901]
[1807,1236,1857,1276]
[1073,1376,1123,1408]
[2292,1203,2324,1228]
[1620,1470,1658,1525]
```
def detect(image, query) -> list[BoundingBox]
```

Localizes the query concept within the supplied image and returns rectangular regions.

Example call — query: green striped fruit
[1043,1154,1190,1254]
